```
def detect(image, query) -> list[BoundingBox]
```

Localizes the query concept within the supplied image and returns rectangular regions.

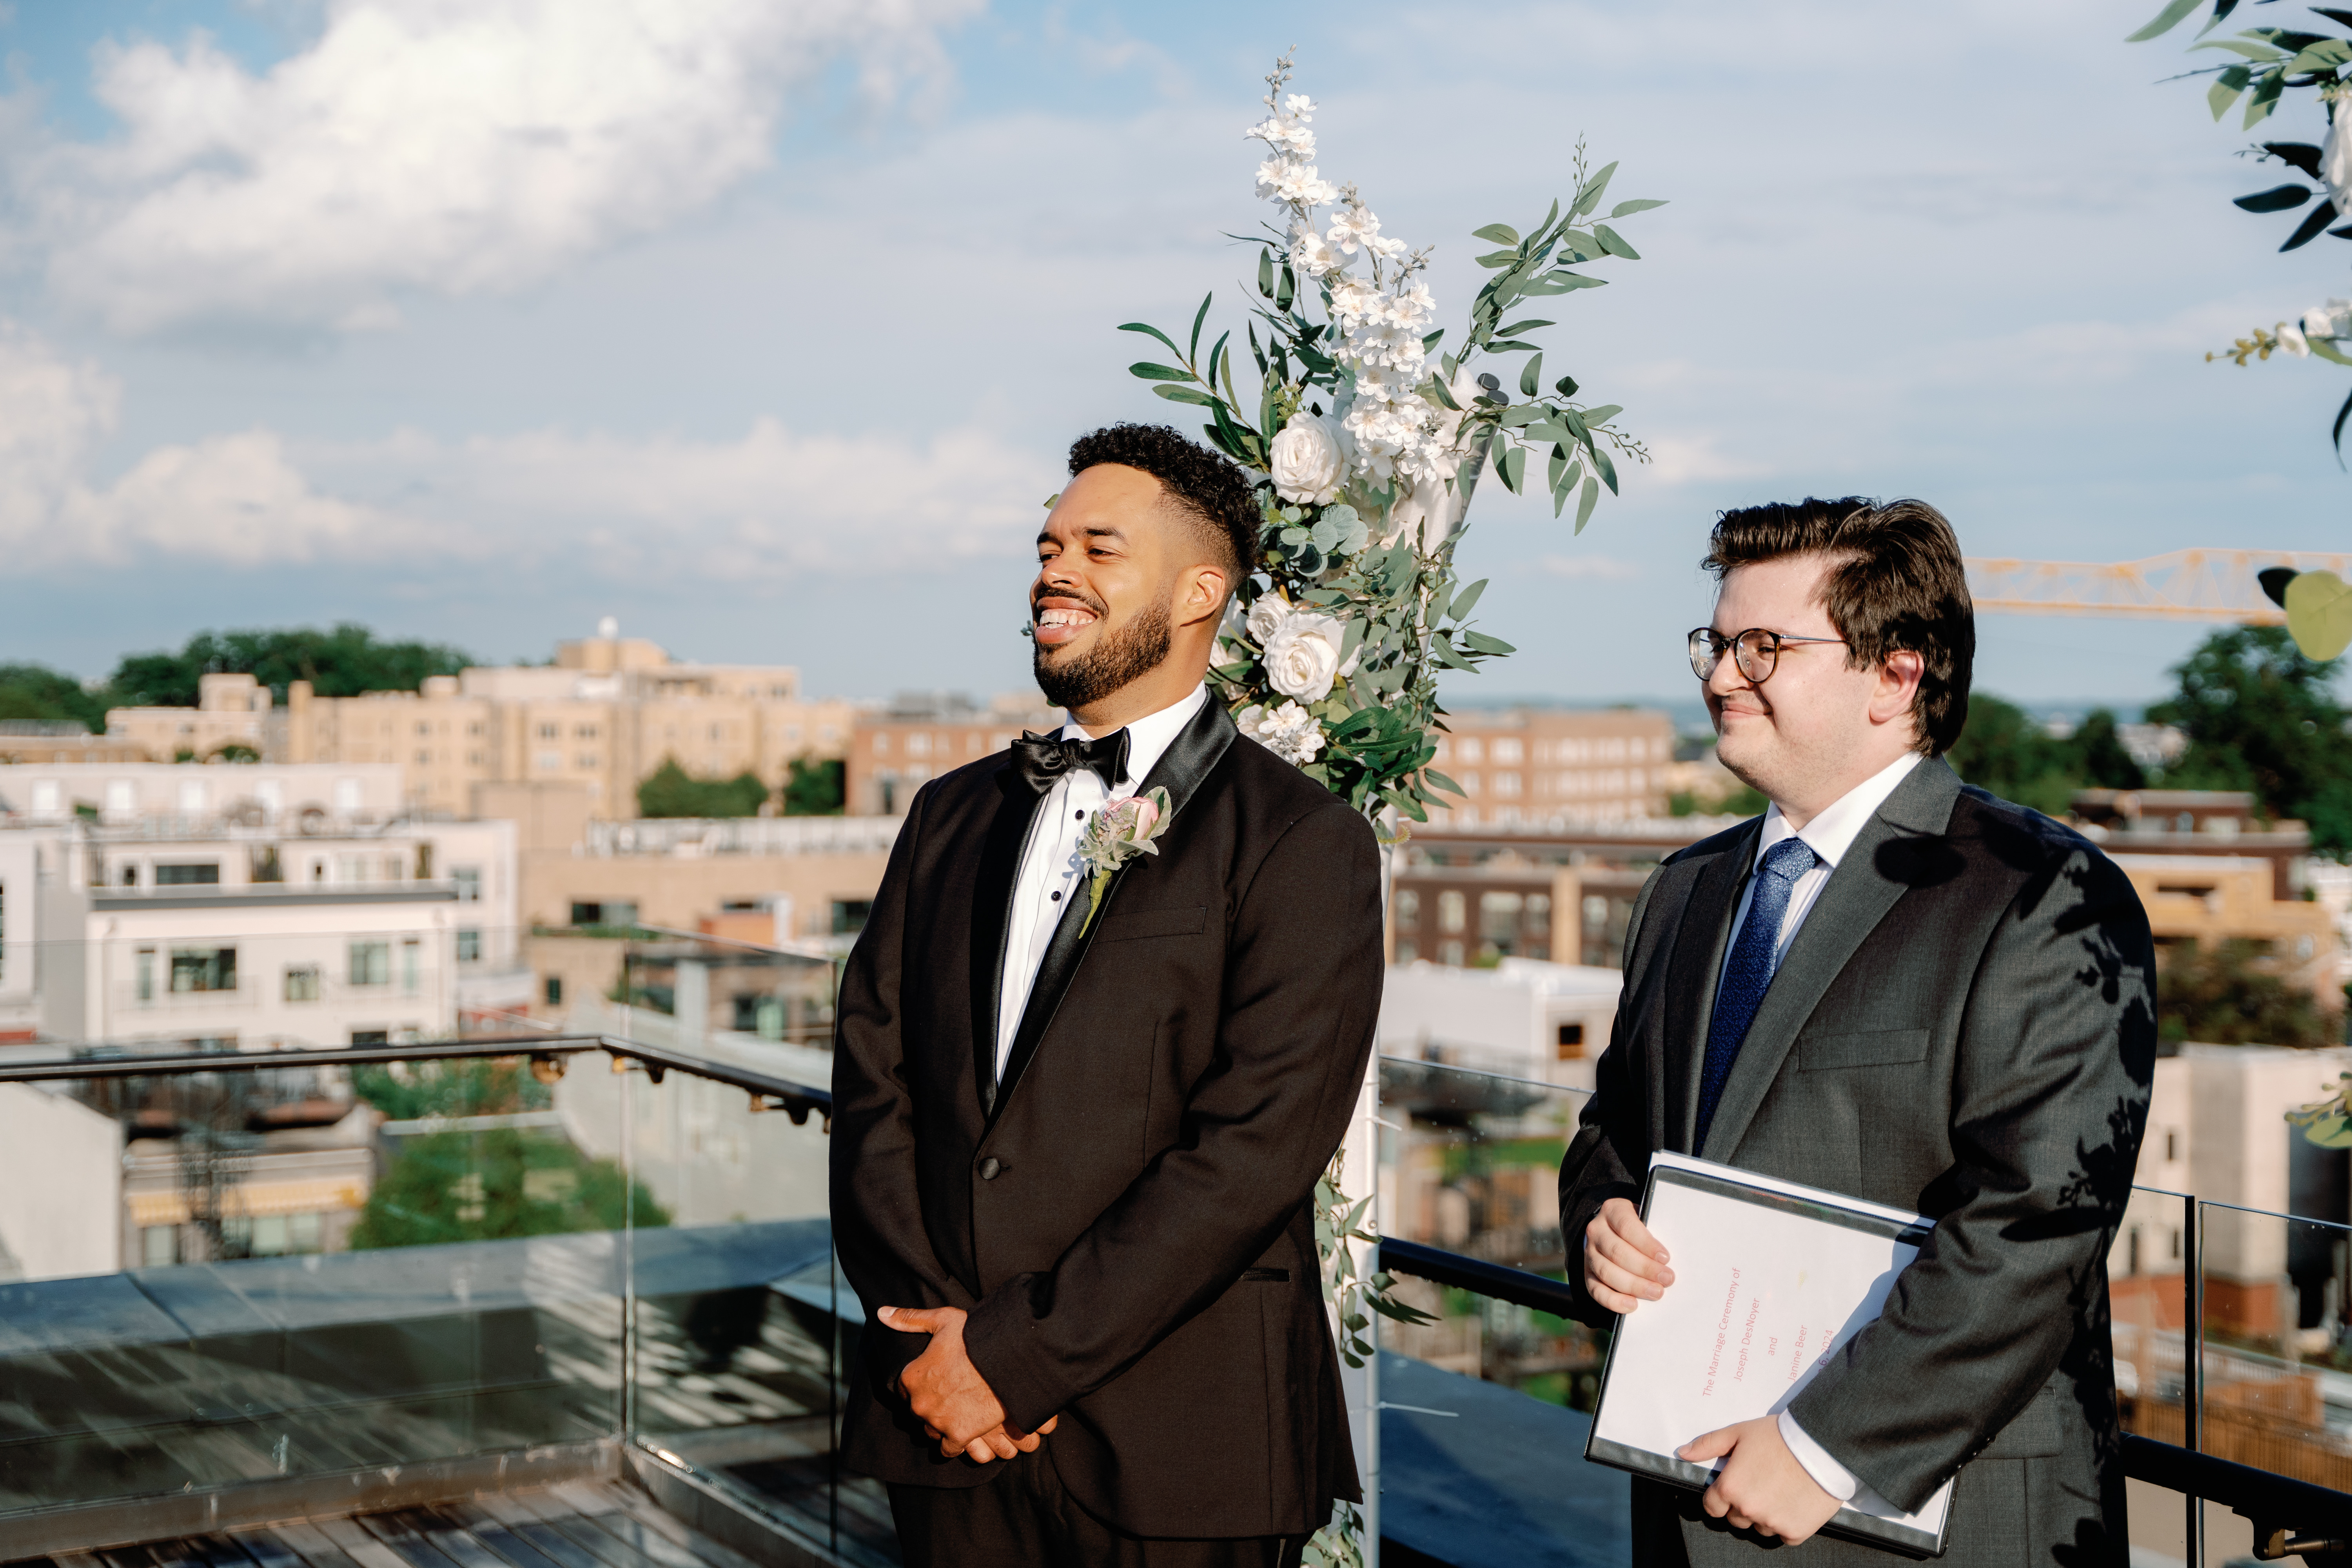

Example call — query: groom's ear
[1174,562,1229,628]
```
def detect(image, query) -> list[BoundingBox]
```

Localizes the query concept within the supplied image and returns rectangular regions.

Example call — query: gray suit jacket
[1559,757,2156,1566]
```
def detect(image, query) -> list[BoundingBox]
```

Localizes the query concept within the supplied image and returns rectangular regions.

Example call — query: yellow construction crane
[1964,550,2352,624]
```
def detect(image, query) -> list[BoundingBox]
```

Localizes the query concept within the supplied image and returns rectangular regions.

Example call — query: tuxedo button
[978,1157,1003,1180]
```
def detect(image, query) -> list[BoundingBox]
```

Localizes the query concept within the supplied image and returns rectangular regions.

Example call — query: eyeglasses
[1687,626,1849,683]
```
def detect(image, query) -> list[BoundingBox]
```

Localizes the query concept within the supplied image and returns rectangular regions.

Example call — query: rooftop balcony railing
[1,957,2348,1566]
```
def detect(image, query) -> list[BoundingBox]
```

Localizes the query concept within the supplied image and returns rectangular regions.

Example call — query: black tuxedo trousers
[829,699,1383,1539]
[1560,759,2158,1567]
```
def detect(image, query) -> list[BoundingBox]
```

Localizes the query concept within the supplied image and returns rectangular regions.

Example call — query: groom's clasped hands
[877,1304,1060,1463]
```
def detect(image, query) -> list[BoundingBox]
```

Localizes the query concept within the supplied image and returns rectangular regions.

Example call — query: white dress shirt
[993,682,1207,1079]
[1706,750,1922,1504]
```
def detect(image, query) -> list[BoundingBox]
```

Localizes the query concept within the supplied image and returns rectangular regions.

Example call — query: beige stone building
[107,673,276,762]
[107,626,861,820]
[1426,708,1677,827]
[2110,852,2340,1000]
[848,693,1060,816]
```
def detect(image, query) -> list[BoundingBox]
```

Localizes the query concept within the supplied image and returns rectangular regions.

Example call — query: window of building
[348,941,390,986]
[401,938,421,993]
[575,724,599,739]
[1437,890,1466,934]
[136,947,155,1003]
[908,733,931,757]
[1494,739,1523,763]
[1459,772,1481,796]
[1438,940,1465,967]
[1494,772,1521,798]
[1394,889,1419,931]
[1395,941,1417,963]
[416,750,432,766]
[2165,1129,2179,1163]
[576,752,598,769]
[1526,892,1551,936]
[536,751,563,772]
[538,723,561,740]
[416,722,431,737]
[334,778,363,812]
[454,866,482,902]
[170,947,237,993]
[1457,739,1483,764]
[120,865,138,887]
[544,974,564,1006]
[457,928,483,963]
[104,779,136,816]
[468,722,485,737]
[155,861,222,886]
[569,900,636,929]
[832,899,873,935]
[177,779,207,814]
[284,965,320,1002]
[350,1030,390,1046]
[467,751,483,766]
[1557,1022,1586,1060]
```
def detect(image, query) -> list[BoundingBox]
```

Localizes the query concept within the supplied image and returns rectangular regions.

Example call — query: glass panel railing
[618,1058,881,1563]
[0,1046,629,1526]
[2198,1200,2352,1485]
[1376,1056,1603,1408]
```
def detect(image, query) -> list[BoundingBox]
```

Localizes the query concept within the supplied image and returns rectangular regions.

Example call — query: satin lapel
[1699,759,1966,1163]
[1660,824,1757,1155]
[969,766,1040,1117]
[990,699,1240,1122]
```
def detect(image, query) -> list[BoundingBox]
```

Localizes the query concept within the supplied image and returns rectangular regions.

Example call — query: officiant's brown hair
[1069,423,1259,584]
[1701,496,1976,757]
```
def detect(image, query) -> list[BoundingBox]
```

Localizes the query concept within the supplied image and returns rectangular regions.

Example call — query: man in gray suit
[1561,497,2156,1564]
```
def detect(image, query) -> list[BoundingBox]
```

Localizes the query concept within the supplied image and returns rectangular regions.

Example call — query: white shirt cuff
[1777,1410,1859,1503]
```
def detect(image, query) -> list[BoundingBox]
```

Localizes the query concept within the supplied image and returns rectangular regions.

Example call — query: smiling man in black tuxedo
[829,423,1383,1566]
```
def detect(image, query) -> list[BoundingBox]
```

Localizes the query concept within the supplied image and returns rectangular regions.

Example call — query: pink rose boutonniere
[1077,786,1173,935]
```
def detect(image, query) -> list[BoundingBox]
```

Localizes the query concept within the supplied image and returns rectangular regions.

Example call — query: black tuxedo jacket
[1560,759,2156,1566]
[829,697,1383,1539]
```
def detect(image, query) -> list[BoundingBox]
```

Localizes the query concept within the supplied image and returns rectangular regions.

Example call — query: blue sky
[0,0,2343,711]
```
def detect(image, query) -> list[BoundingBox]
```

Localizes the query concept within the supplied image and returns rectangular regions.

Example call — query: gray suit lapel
[1699,758,1966,1164]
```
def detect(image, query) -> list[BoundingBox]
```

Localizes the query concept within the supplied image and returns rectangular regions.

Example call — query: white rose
[2280,323,2312,358]
[1245,594,1289,645]
[1269,417,1345,505]
[1263,611,1347,702]
[2308,305,2339,341]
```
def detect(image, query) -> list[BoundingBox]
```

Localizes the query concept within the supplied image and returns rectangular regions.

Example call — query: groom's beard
[1034,599,1172,711]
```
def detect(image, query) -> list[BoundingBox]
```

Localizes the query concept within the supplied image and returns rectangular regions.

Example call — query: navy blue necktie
[1695,837,1819,1151]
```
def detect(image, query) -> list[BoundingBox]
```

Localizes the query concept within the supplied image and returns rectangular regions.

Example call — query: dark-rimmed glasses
[1687,626,1849,683]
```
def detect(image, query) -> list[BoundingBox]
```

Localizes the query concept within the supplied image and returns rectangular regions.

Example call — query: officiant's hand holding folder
[1585,1152,1956,1558]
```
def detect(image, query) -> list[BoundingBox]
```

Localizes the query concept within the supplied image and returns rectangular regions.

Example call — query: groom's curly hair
[1069,423,1259,583]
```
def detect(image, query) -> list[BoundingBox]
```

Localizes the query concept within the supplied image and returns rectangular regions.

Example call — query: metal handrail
[1376,1234,2352,1551]
[0,1031,833,1122]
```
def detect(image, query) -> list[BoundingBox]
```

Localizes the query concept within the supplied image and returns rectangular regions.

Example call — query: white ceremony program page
[1587,1153,1954,1548]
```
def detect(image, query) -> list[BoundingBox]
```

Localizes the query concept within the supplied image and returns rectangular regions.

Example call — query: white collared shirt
[994,682,1207,1078]
[1712,748,1924,1503]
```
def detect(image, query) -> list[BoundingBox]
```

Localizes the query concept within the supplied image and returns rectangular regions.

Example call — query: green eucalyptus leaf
[1472,223,1521,245]
[2210,76,2248,119]
[1118,321,1185,358]
[1593,223,1642,260]
[1592,444,1621,495]
[1609,198,1668,218]
[1575,475,1601,532]
[1520,352,1545,398]
[1461,630,1516,655]
[1257,249,1275,300]
[1582,403,1624,425]
[1451,579,1489,620]
[1153,385,1220,406]
[1474,247,1521,269]
[2195,36,2288,59]
[1495,319,1557,336]
[2126,0,2203,39]
[1572,160,1620,218]
[1130,361,1194,381]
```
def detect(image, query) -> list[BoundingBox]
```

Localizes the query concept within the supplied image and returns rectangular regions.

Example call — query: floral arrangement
[1108,54,1657,1567]
[1123,53,1657,837]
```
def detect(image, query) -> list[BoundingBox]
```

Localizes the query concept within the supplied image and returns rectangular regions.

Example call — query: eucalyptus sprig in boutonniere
[1078,787,1173,935]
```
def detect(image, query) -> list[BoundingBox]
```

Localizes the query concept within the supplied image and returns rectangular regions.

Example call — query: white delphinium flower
[1269,416,1347,504]
[1238,700,1327,766]
[1290,223,1340,274]
[1326,203,1381,257]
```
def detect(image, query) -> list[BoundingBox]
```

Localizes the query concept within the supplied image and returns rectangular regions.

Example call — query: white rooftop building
[1376,956,1623,1091]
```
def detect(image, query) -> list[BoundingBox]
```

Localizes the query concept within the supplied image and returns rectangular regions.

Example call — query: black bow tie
[1009,729,1130,796]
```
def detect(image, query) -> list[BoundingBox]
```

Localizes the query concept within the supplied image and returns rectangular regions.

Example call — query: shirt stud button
[979,1157,1003,1180]
[1075,810,1083,819]
[1051,891,1061,901]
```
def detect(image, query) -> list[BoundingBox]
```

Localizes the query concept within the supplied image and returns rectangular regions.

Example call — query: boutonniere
[1077,787,1173,935]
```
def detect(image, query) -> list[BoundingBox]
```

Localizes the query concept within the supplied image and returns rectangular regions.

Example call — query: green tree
[2070,709,2147,792]
[109,624,473,706]
[348,1128,667,1249]
[2146,626,2352,855]
[2158,937,2333,1048]
[1945,694,2079,816]
[637,758,768,818]
[780,756,845,816]
[0,663,111,730]
[350,1058,547,1122]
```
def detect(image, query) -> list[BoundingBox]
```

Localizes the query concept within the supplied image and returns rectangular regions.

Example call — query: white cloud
[306,419,1058,580]
[0,316,1053,574]
[33,0,980,333]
